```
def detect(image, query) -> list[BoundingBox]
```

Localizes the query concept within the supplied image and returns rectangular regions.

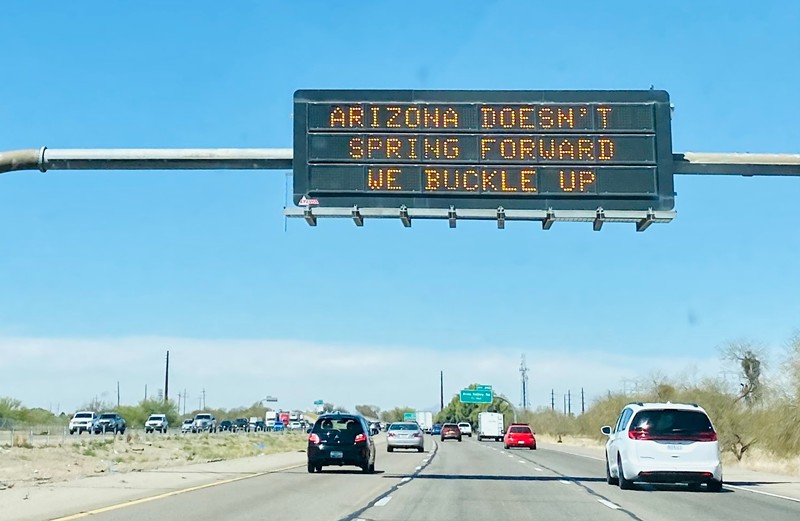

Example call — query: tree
[380,407,415,424]
[721,341,766,405]
[355,404,381,419]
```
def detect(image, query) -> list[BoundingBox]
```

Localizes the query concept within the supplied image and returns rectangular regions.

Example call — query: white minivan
[602,402,722,491]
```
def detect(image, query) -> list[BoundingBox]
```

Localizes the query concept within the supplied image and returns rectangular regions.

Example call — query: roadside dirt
[0,431,308,488]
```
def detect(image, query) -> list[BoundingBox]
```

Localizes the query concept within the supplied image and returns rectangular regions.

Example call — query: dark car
[253,420,267,431]
[431,423,443,435]
[219,420,233,432]
[441,423,462,442]
[307,414,376,473]
[234,418,250,432]
[94,412,127,434]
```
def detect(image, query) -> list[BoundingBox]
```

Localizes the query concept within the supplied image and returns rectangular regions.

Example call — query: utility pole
[164,350,170,403]
[439,371,444,411]
[182,389,187,415]
[563,394,567,415]
[202,388,206,410]
[519,354,530,410]
[567,389,572,416]
[581,387,585,415]
[117,381,120,408]
[551,389,555,411]
[144,384,147,402]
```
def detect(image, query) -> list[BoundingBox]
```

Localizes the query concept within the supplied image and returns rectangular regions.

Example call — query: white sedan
[457,422,473,437]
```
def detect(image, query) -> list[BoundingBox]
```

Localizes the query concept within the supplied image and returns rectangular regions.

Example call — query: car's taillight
[413,432,421,438]
[308,433,321,444]
[687,431,718,442]
[628,428,651,440]
[354,433,367,443]
[387,432,395,437]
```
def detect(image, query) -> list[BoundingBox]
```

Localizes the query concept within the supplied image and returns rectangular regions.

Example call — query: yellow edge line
[49,463,304,521]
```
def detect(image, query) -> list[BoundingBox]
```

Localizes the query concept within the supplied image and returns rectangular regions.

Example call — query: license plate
[517,441,525,444]
[666,444,683,451]
[330,451,343,459]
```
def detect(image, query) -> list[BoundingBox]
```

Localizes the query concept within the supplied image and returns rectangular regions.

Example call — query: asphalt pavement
[5,435,800,521]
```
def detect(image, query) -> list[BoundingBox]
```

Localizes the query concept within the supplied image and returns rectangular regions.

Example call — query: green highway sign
[313,400,324,405]
[460,389,493,404]
[403,412,417,421]
[476,385,492,391]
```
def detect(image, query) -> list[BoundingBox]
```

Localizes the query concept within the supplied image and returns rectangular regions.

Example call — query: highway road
[42,436,800,521]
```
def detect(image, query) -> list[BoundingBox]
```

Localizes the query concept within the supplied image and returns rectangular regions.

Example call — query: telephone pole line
[519,355,530,411]
[164,350,170,402]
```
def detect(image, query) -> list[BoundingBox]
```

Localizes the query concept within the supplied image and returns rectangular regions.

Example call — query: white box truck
[415,411,434,433]
[477,412,504,441]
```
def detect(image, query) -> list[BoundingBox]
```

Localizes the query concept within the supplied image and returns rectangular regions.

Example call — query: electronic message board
[293,90,674,212]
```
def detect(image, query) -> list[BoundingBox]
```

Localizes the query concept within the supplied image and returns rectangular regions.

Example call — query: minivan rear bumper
[627,460,722,483]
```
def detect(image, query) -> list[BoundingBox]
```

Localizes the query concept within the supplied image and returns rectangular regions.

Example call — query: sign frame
[460,388,493,404]
[293,89,674,213]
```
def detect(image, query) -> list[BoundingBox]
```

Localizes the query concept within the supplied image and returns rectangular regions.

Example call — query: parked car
[307,414,376,473]
[94,412,127,434]
[386,421,424,452]
[219,420,233,431]
[457,422,473,437]
[145,414,169,433]
[192,413,217,433]
[440,423,462,442]
[69,411,98,435]
[234,418,250,432]
[602,402,723,492]
[504,423,536,450]
[181,418,194,433]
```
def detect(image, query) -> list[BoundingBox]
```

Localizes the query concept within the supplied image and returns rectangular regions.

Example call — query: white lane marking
[597,499,621,510]
[725,484,800,503]
[400,477,411,483]
[518,460,526,464]
[415,466,422,470]
[508,454,515,458]
[374,496,392,507]
[544,447,605,461]
[534,467,543,471]
[559,479,572,485]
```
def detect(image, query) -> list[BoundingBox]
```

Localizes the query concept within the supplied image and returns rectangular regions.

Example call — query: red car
[440,423,462,442]
[504,423,536,450]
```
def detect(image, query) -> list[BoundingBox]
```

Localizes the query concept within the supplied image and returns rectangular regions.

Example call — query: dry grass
[0,432,308,485]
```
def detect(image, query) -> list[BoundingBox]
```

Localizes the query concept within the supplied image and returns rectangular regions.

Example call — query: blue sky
[0,1,798,415]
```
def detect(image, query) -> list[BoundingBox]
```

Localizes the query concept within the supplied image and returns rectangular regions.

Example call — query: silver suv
[192,413,217,433]
[145,414,169,433]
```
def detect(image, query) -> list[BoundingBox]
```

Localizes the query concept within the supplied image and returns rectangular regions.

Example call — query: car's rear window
[389,423,419,431]
[509,426,532,433]
[629,410,714,436]
[75,413,93,418]
[443,424,458,428]
[196,414,212,420]
[312,417,365,441]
